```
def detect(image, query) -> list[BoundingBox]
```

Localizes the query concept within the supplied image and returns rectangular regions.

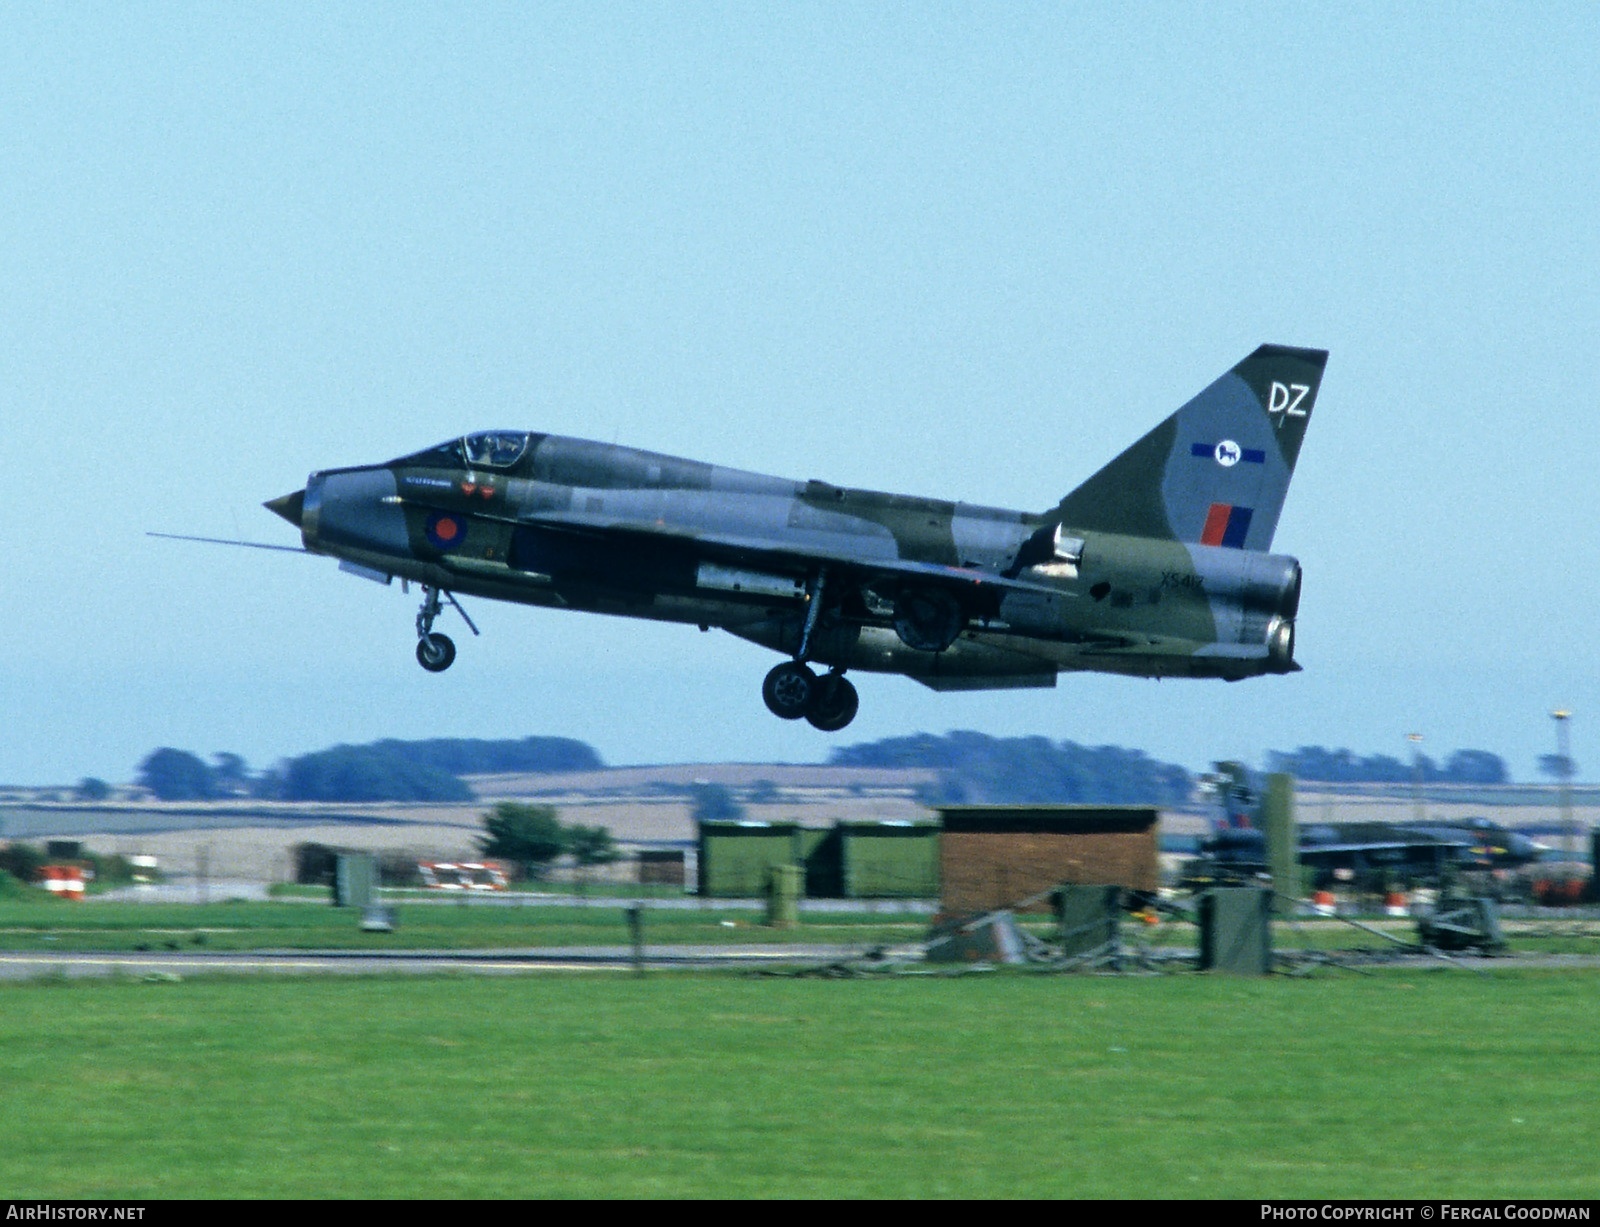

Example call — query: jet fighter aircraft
[261,344,1326,731]
[1194,819,1545,890]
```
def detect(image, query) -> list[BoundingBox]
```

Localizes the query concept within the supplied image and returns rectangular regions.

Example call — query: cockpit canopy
[394,431,533,471]
[462,431,531,469]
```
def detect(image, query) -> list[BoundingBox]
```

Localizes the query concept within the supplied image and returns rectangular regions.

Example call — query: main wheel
[805,673,859,732]
[762,661,816,719]
[416,632,456,672]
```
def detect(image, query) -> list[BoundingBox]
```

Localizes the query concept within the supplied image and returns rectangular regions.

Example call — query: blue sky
[3,4,1596,785]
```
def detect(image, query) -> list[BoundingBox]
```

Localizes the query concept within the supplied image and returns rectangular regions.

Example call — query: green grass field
[3,896,1598,957]
[0,899,926,951]
[1,970,1597,1198]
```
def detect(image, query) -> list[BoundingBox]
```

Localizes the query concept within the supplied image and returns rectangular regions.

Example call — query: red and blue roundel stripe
[1200,503,1253,548]
[426,512,466,551]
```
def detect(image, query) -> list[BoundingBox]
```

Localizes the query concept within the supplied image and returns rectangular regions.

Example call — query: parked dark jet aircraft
[1195,819,1545,888]
[254,345,1326,731]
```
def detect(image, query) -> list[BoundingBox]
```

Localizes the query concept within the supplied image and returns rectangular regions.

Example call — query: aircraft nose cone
[265,489,305,528]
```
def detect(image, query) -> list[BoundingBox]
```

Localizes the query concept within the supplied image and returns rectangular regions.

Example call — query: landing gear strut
[760,567,860,730]
[413,584,478,673]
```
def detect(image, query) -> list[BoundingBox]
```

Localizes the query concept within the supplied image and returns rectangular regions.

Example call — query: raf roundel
[1214,440,1241,467]
[426,512,465,551]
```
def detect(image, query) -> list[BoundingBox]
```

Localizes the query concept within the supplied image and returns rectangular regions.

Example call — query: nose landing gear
[417,632,456,672]
[413,584,478,673]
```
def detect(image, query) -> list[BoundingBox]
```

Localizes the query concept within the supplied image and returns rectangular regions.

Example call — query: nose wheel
[412,584,478,673]
[762,662,859,731]
[416,633,456,672]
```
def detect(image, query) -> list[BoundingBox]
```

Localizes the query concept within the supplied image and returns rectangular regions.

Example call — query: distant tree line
[476,802,620,878]
[829,731,1194,807]
[690,782,745,823]
[135,736,606,803]
[132,749,259,801]
[1264,746,1510,785]
[360,737,602,776]
[257,746,475,803]
[120,734,1535,807]
[1537,754,1578,782]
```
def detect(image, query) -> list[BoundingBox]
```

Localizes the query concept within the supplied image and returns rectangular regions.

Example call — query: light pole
[1552,710,1574,882]
[1407,732,1426,826]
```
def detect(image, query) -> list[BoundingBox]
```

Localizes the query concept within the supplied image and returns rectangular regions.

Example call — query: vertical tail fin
[1049,345,1328,551]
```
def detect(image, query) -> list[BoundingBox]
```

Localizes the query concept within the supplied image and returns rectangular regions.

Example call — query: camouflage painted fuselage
[282,344,1326,692]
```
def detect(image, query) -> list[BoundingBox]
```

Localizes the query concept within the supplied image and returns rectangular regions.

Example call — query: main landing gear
[412,584,479,673]
[760,565,859,731]
[762,661,859,732]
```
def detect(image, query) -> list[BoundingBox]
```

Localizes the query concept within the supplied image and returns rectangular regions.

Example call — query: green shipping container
[697,820,941,899]
[697,821,801,897]
[839,822,940,899]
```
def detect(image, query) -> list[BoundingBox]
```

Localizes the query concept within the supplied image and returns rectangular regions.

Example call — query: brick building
[936,805,1159,916]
